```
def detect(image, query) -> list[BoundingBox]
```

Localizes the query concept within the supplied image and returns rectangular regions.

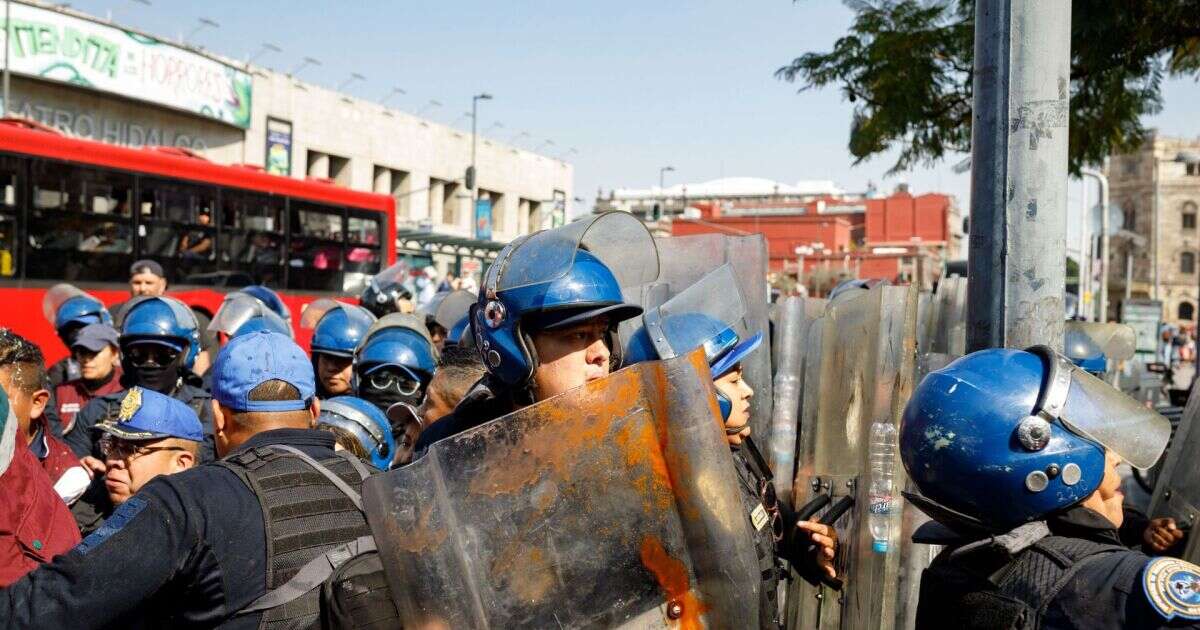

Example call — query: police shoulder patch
[1143,556,1200,620]
[76,496,148,556]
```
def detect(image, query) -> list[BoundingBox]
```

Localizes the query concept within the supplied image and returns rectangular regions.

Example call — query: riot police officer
[317,395,395,470]
[66,295,215,462]
[359,261,415,318]
[417,288,475,349]
[0,330,389,628]
[235,284,293,329]
[301,298,377,399]
[42,284,114,388]
[353,313,437,417]
[624,264,839,628]
[412,213,658,454]
[207,292,293,342]
[900,345,1200,628]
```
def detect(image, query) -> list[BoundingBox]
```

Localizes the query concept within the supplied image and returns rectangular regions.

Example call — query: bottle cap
[872,539,889,553]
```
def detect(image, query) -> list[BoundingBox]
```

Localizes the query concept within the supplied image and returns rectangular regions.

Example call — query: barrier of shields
[785,283,921,630]
[768,295,828,506]
[653,233,774,450]
[919,275,967,357]
[362,347,762,629]
[1149,378,1200,562]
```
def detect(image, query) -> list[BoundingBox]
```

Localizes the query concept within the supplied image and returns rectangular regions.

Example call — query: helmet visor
[370,260,413,291]
[42,283,88,324]
[487,212,659,293]
[646,264,750,359]
[300,298,345,330]
[432,290,476,330]
[208,295,289,337]
[1066,322,1137,362]
[1058,365,1171,470]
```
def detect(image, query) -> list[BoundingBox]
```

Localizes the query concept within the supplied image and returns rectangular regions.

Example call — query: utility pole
[1081,167,1110,322]
[468,92,492,234]
[966,0,1071,352]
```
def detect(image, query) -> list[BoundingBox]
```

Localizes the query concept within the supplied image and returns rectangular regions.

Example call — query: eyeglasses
[100,435,187,461]
[367,369,421,396]
[126,345,180,367]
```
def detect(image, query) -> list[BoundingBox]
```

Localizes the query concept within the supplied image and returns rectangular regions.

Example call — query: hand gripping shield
[363,348,761,628]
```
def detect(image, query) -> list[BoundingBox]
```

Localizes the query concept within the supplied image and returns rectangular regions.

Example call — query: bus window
[138,178,218,285]
[287,201,344,292]
[219,191,284,288]
[27,162,133,282]
[0,156,22,278]
[344,210,382,292]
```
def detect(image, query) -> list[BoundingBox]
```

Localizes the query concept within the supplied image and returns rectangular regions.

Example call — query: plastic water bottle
[868,421,899,553]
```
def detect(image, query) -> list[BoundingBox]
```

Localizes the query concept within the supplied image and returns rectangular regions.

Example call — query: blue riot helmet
[353,313,438,411]
[119,295,202,370]
[302,298,378,358]
[1063,320,1137,378]
[43,284,113,345]
[900,346,1171,532]
[208,293,292,341]
[317,396,396,470]
[418,289,476,348]
[474,212,659,388]
[236,285,292,329]
[360,261,415,318]
[624,264,763,423]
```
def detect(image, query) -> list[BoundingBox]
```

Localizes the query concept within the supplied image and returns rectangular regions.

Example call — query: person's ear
[30,388,49,420]
[174,449,196,471]
[308,398,321,428]
[211,399,227,435]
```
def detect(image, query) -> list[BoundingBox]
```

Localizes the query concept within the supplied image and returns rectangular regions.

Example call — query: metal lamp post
[1080,167,1109,322]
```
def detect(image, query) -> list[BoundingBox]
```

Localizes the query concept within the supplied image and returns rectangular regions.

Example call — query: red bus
[0,119,396,363]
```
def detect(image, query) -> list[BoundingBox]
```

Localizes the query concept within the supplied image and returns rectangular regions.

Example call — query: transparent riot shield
[653,233,774,451]
[1149,384,1200,562]
[786,283,920,630]
[208,294,291,338]
[768,296,827,506]
[921,275,967,357]
[363,348,761,629]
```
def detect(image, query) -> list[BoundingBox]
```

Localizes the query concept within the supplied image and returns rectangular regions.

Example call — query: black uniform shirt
[0,428,337,630]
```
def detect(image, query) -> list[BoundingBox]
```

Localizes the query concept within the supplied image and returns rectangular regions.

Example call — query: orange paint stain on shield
[640,535,707,629]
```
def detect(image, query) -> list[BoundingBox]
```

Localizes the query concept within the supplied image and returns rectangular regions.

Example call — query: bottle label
[869,495,897,515]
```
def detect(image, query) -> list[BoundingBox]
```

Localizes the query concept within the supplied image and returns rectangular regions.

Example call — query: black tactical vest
[218,445,378,629]
[916,533,1128,630]
[733,438,785,630]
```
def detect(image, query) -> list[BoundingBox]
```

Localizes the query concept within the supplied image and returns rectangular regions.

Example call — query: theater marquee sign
[0,2,251,128]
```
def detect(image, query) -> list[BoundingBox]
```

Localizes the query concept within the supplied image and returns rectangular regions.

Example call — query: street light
[1080,168,1110,322]
[337,72,366,92]
[380,87,405,107]
[183,17,219,45]
[106,0,150,21]
[536,139,556,153]
[656,166,675,220]
[468,92,492,192]
[248,42,281,66]
[483,122,504,134]
[658,165,675,189]
[289,56,321,77]
[508,130,530,144]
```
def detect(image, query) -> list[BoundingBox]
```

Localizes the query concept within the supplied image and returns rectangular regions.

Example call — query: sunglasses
[100,435,187,461]
[126,344,181,367]
[367,369,422,396]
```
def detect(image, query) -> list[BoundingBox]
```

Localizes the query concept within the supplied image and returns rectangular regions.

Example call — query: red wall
[865,193,951,245]
[672,215,851,271]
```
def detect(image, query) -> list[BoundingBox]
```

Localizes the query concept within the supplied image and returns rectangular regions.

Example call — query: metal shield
[786,283,920,630]
[1149,383,1200,563]
[363,348,761,629]
[653,233,774,451]
[768,295,827,506]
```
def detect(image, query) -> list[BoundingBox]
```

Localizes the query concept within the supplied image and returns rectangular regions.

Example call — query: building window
[1180,302,1195,321]
[1185,202,1198,230]
[1182,252,1196,275]
[1189,163,1200,177]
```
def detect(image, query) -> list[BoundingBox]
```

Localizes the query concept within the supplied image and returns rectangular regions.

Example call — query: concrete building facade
[1106,131,1200,327]
[4,0,571,276]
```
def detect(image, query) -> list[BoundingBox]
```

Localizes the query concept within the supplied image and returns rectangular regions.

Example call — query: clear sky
[64,0,1200,232]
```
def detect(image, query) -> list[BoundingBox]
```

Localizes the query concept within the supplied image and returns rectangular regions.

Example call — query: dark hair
[0,328,48,394]
[429,349,486,411]
[248,379,301,402]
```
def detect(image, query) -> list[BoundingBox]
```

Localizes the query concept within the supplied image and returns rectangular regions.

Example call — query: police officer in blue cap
[412,212,660,454]
[353,313,437,432]
[0,330,393,628]
[624,264,839,628]
[41,284,114,388]
[301,298,377,399]
[65,295,214,463]
[900,345,1200,628]
[317,395,395,470]
[71,386,204,535]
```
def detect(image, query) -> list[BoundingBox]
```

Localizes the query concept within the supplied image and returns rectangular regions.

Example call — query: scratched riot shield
[786,283,920,630]
[768,295,827,506]
[1149,381,1200,562]
[920,275,967,356]
[653,233,774,449]
[363,348,761,628]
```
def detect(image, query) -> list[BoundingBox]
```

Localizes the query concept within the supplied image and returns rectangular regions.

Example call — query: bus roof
[0,119,393,213]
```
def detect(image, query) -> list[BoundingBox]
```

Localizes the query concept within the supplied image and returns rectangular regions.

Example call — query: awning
[396,229,505,259]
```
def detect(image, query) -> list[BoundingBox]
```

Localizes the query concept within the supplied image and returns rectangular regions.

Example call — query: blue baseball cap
[213,330,315,412]
[71,323,120,352]
[97,387,204,442]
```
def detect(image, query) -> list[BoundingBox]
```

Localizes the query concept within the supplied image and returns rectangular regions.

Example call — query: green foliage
[778,0,1200,174]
